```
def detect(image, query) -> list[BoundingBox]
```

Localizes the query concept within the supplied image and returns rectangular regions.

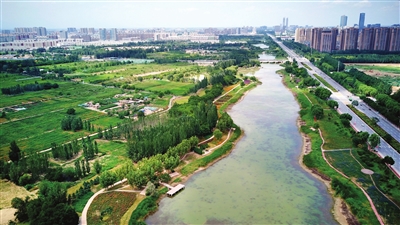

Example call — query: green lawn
[73,191,94,212]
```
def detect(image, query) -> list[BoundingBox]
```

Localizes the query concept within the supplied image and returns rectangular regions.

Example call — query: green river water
[146,62,338,224]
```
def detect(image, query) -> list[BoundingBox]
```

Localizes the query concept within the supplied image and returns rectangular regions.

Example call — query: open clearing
[0,179,36,209]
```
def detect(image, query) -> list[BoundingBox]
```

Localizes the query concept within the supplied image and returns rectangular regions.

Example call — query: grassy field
[133,80,194,96]
[96,140,129,171]
[73,191,94,213]
[87,191,136,225]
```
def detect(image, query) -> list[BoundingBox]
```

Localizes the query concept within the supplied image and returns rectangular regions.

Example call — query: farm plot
[0,82,124,158]
[87,191,136,225]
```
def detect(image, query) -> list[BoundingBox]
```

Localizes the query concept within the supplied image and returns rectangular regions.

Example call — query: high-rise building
[67,28,77,33]
[99,28,107,40]
[59,31,68,39]
[285,18,288,29]
[373,27,390,51]
[311,27,323,50]
[388,27,400,51]
[80,28,89,34]
[295,28,312,45]
[340,15,347,28]
[359,13,365,32]
[320,28,338,52]
[282,17,287,31]
[310,27,338,52]
[339,27,358,51]
[110,28,118,41]
[358,27,375,50]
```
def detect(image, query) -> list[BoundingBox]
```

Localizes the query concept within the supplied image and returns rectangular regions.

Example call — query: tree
[66,108,75,115]
[9,140,21,162]
[213,129,223,140]
[352,131,369,146]
[314,87,332,100]
[327,100,338,109]
[74,160,82,178]
[352,100,359,106]
[216,112,233,132]
[311,105,324,120]
[368,133,380,148]
[0,111,6,118]
[99,170,117,189]
[145,182,156,196]
[94,159,102,174]
[339,113,352,121]
[11,197,29,222]
[382,156,395,165]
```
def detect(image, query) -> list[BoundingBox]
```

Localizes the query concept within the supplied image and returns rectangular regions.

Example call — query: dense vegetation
[1,81,59,95]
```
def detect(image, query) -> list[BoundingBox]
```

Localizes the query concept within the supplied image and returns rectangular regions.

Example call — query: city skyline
[1,0,399,29]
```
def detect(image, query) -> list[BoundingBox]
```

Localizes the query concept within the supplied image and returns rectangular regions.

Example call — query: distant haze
[1,0,399,29]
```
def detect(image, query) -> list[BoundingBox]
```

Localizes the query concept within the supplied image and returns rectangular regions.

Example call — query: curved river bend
[146,62,338,224]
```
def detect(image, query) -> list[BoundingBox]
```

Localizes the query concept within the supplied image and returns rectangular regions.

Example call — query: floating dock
[166,184,185,197]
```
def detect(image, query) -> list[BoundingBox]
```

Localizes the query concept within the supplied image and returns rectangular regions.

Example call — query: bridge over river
[259,59,283,64]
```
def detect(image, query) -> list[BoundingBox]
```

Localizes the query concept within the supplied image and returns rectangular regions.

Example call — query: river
[146,59,338,224]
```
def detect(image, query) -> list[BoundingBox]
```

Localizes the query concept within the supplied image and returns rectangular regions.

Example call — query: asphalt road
[268,34,400,175]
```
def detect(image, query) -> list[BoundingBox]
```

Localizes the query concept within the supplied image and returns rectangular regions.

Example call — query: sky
[1,0,399,30]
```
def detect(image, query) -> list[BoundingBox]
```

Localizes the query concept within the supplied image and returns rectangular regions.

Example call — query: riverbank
[131,79,259,223]
[280,71,352,225]
[296,118,350,225]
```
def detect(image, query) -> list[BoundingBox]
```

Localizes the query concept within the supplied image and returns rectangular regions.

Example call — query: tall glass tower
[340,15,347,28]
[359,13,365,32]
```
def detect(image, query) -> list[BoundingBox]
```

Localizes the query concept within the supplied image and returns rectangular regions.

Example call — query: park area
[325,149,400,224]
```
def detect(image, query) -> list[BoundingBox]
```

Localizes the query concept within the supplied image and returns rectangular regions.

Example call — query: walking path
[318,129,384,225]
[203,128,233,155]
[213,84,240,103]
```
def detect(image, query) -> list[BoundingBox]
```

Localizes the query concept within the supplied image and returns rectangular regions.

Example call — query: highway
[268,34,400,175]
